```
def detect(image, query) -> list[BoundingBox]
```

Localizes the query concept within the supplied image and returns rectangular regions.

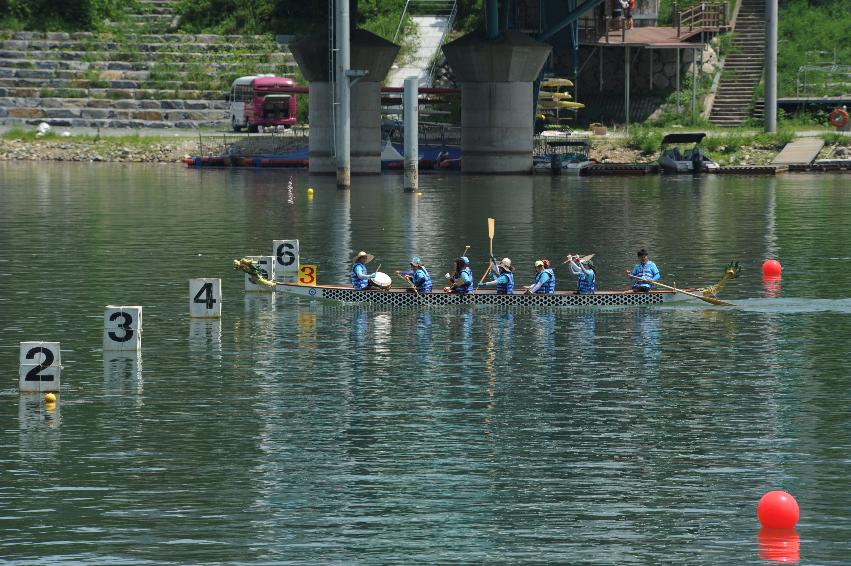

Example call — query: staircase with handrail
[387,0,457,87]
[709,0,766,127]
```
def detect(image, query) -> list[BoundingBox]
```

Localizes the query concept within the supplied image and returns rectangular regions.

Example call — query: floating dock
[580,163,659,176]
[713,165,788,175]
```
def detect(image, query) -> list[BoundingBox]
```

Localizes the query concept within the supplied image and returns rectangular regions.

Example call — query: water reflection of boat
[276,282,692,307]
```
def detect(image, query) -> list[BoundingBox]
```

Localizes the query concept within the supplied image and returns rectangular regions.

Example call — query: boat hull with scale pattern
[276,283,694,307]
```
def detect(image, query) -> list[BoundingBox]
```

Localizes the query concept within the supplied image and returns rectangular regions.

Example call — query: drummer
[351,251,380,290]
[479,256,515,294]
[397,256,433,293]
[444,256,473,294]
[525,259,556,294]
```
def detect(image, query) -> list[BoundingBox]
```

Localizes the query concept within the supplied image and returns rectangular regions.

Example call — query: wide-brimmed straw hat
[352,251,374,263]
[500,258,513,271]
[534,260,544,268]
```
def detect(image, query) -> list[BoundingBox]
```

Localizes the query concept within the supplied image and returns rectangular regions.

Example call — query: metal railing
[382,122,461,148]
[673,2,728,36]
[427,1,457,86]
[196,127,309,157]
[394,0,457,43]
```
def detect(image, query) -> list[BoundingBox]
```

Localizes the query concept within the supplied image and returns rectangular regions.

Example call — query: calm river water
[0,162,849,564]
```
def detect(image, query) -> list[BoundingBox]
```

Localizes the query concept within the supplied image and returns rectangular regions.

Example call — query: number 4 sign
[189,278,222,318]
[298,264,317,286]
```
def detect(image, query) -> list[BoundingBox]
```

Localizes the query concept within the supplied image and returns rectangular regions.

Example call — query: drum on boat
[372,271,392,289]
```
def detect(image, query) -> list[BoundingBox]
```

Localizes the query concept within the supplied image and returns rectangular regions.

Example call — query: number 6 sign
[298,264,317,286]
[272,239,299,282]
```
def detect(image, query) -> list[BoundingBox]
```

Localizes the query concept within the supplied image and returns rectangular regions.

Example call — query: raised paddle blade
[487,217,495,239]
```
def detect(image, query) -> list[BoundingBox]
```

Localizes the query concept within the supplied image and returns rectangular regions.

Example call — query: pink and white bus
[229,75,297,132]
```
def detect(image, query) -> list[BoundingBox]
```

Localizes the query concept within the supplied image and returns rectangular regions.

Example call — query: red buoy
[757,491,800,529]
[762,259,782,277]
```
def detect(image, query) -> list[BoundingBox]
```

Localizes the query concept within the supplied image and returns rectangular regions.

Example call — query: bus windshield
[229,75,297,133]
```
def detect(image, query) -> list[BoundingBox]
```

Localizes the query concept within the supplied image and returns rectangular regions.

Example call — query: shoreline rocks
[0,137,198,163]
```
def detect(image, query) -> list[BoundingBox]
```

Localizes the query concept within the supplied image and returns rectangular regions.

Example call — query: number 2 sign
[298,264,317,286]
[19,342,61,392]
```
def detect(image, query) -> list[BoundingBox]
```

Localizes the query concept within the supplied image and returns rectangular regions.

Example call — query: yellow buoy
[307,187,314,197]
[416,192,422,196]
[44,392,56,403]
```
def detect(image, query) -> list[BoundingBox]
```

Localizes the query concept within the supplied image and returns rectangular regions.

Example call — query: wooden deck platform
[581,26,718,48]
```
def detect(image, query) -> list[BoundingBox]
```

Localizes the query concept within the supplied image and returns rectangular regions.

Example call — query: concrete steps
[708,0,766,127]
[0,24,295,130]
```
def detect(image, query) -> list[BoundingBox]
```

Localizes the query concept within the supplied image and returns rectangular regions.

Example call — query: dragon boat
[234,259,740,308]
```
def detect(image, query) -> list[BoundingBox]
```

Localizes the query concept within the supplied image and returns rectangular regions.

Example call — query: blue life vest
[496,271,515,294]
[453,267,473,294]
[413,266,432,292]
[351,262,368,290]
[577,269,596,294]
[534,268,556,294]
[632,261,659,289]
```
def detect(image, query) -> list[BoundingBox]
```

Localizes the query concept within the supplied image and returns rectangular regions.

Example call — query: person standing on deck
[525,259,556,294]
[479,256,515,294]
[566,255,597,294]
[627,248,660,292]
[397,256,433,293]
[351,251,379,290]
[444,256,474,294]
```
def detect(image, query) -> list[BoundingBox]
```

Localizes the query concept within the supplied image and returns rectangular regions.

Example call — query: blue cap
[460,256,470,265]
[410,256,422,265]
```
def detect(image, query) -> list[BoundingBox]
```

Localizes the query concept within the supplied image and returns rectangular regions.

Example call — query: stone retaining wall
[0,28,296,130]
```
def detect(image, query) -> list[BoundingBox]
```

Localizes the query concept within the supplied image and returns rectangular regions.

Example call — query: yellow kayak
[538,91,573,100]
[541,78,574,87]
[539,100,585,109]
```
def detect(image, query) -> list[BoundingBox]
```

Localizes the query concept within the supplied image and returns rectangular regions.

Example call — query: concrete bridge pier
[443,31,551,174]
[290,30,398,175]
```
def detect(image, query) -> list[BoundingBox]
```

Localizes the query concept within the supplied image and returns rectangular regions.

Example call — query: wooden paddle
[478,218,495,284]
[629,275,734,306]
[563,253,595,264]
[395,271,420,296]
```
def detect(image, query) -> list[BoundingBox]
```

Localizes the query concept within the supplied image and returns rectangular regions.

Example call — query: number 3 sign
[298,265,317,286]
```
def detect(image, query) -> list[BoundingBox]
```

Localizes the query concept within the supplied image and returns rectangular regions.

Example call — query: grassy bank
[619,127,850,165]
[3,125,848,165]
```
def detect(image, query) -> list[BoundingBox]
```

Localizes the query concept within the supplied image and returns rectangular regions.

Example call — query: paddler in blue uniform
[627,248,660,292]
[396,256,432,293]
[478,256,515,294]
[525,259,556,294]
[351,250,379,290]
[566,255,596,294]
[444,256,474,294]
